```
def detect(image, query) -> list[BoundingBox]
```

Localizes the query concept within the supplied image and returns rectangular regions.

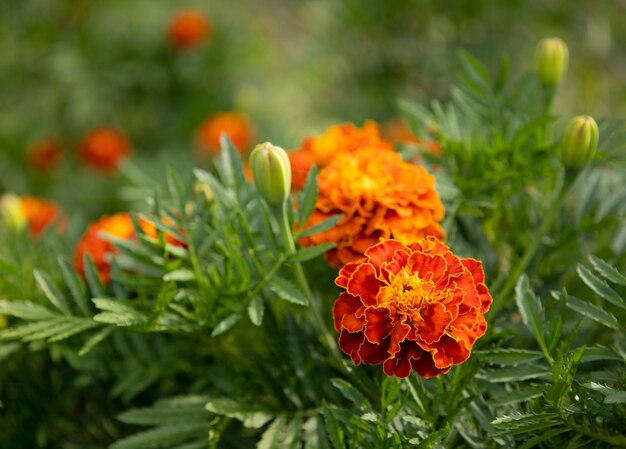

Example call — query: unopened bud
[536,37,569,88]
[560,115,599,169]
[249,142,291,207]
[0,194,27,232]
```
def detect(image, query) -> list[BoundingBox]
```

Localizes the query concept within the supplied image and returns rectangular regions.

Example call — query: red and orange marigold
[19,196,64,238]
[168,9,212,50]
[333,237,492,378]
[289,121,393,190]
[299,147,445,267]
[74,213,135,284]
[78,128,131,172]
[26,138,62,172]
[196,112,254,156]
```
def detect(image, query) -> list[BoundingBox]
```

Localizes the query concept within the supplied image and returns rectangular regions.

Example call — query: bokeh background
[1,0,625,218]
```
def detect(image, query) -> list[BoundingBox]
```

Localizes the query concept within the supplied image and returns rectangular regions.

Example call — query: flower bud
[0,194,27,232]
[249,142,292,207]
[536,37,569,88]
[560,115,599,169]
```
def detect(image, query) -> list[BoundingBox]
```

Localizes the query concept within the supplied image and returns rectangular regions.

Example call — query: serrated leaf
[118,405,210,426]
[477,364,551,383]
[218,134,247,191]
[205,398,272,429]
[296,215,343,239]
[296,165,319,227]
[92,298,145,326]
[321,407,344,449]
[163,269,195,282]
[248,295,264,326]
[517,427,570,449]
[514,276,548,352]
[110,423,209,449]
[268,277,308,306]
[288,243,336,262]
[491,386,545,405]
[565,295,621,331]
[0,300,57,320]
[577,264,626,310]
[58,257,90,316]
[589,256,626,287]
[257,417,285,449]
[477,349,543,366]
[584,382,626,404]
[492,412,560,437]
[211,313,241,337]
[79,326,115,356]
[330,378,372,410]
[83,254,106,298]
[33,269,70,316]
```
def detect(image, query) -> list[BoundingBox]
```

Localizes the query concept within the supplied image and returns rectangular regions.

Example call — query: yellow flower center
[378,268,433,315]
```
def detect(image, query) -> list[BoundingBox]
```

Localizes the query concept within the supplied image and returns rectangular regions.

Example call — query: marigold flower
[383,118,441,157]
[78,128,131,173]
[74,213,135,284]
[333,237,492,378]
[196,112,254,156]
[168,9,212,50]
[299,148,445,267]
[289,121,393,189]
[26,138,62,172]
[139,216,187,248]
[1,195,63,238]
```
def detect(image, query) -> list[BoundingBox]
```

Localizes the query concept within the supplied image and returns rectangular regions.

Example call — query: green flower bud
[0,194,27,232]
[249,142,292,207]
[560,115,599,169]
[536,37,569,88]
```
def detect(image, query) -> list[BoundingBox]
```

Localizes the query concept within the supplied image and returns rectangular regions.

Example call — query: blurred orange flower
[140,215,187,248]
[26,139,62,172]
[74,213,135,284]
[299,148,445,267]
[383,118,441,157]
[289,121,394,190]
[333,237,492,378]
[78,128,131,173]
[196,112,254,156]
[168,9,212,50]
[19,196,63,238]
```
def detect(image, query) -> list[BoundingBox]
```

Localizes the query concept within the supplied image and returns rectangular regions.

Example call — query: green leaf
[588,256,626,287]
[83,254,106,298]
[248,295,264,326]
[163,269,195,282]
[118,402,210,426]
[330,378,372,410]
[79,326,115,356]
[477,349,544,366]
[58,257,90,316]
[565,295,621,331]
[33,269,70,316]
[92,298,145,326]
[257,417,286,449]
[110,423,209,449]
[1,317,98,343]
[517,427,570,449]
[205,398,272,429]
[477,364,551,383]
[577,264,626,310]
[219,134,247,191]
[321,407,344,449]
[491,386,545,405]
[0,300,57,320]
[458,50,492,91]
[514,276,549,353]
[296,215,343,239]
[211,313,241,337]
[584,382,626,404]
[296,165,319,227]
[288,243,336,262]
[0,342,20,362]
[492,413,561,437]
[268,277,308,306]
[0,258,19,275]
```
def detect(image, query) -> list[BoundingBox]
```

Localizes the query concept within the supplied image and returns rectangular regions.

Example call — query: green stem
[490,170,573,317]
[276,202,348,374]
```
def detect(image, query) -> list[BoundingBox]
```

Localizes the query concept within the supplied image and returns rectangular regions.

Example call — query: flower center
[378,268,433,315]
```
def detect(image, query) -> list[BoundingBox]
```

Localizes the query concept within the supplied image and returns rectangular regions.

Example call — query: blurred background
[1,0,625,220]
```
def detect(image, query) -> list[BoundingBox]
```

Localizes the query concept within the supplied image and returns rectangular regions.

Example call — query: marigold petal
[338,331,364,365]
[461,258,493,313]
[410,352,449,378]
[346,262,384,306]
[383,341,423,378]
[363,307,393,344]
[358,339,392,365]
[336,262,360,288]
[432,334,471,369]
[333,292,365,332]
[416,302,453,345]
[364,239,410,272]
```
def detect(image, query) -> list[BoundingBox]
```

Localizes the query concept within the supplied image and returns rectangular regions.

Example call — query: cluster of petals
[333,237,492,378]
[26,138,62,173]
[288,121,394,190]
[299,147,445,267]
[74,213,186,284]
[196,112,254,156]
[78,128,131,173]
[168,9,212,50]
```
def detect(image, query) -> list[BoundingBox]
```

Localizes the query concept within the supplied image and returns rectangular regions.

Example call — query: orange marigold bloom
[78,128,131,172]
[333,237,492,378]
[168,9,212,50]
[290,121,394,189]
[19,196,63,238]
[299,148,445,267]
[140,216,187,248]
[26,139,62,172]
[383,118,442,157]
[196,112,254,156]
[74,213,135,284]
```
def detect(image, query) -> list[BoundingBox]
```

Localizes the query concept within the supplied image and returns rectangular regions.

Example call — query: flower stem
[276,202,347,373]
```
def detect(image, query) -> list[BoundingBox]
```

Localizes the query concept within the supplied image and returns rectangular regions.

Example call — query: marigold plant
[167,9,212,50]
[78,128,131,173]
[26,138,62,172]
[333,237,492,378]
[74,213,135,284]
[196,112,254,156]
[289,121,394,189]
[299,147,445,266]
